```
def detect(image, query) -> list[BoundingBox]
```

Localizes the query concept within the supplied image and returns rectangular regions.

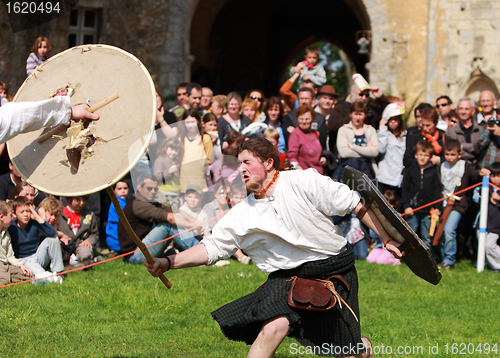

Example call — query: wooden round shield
[7,45,156,196]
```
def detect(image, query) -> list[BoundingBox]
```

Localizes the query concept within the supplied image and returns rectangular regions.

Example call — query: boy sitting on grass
[38,196,74,265]
[0,201,34,285]
[57,195,100,265]
[8,196,64,283]
[178,184,207,242]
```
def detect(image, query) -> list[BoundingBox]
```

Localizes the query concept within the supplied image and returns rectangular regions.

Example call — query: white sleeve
[301,169,361,217]
[199,215,240,265]
[0,96,71,143]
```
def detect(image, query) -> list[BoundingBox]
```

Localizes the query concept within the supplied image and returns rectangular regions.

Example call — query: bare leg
[234,249,250,264]
[347,336,373,358]
[247,315,290,358]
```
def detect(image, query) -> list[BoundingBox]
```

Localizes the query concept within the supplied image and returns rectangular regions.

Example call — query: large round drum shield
[7,45,156,196]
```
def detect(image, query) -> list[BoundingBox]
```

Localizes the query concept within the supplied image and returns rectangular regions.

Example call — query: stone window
[69,7,100,47]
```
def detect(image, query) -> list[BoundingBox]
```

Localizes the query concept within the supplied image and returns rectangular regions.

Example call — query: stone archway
[187,0,390,96]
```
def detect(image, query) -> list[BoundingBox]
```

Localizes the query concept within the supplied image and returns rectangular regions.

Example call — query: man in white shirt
[0,96,98,144]
[145,137,402,358]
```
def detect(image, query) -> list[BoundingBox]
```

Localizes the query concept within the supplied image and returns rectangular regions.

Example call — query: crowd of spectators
[1,42,500,286]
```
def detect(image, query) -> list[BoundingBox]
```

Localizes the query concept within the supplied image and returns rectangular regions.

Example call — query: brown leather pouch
[287,275,349,312]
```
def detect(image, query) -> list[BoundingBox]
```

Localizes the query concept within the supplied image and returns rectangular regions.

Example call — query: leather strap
[356,205,368,220]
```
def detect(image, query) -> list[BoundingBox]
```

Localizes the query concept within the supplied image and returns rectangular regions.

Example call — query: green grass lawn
[1,258,498,358]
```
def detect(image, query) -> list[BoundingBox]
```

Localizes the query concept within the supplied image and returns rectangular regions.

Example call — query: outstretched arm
[352,202,403,258]
[144,243,209,276]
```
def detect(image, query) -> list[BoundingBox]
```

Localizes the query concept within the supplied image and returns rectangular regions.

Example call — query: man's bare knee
[261,316,289,341]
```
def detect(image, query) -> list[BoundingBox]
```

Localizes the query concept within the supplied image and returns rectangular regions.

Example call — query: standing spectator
[263,96,286,153]
[282,87,327,150]
[477,90,498,125]
[377,114,406,195]
[201,87,213,115]
[474,162,500,271]
[26,36,51,76]
[210,95,226,119]
[404,107,445,168]
[438,139,480,269]
[289,45,326,89]
[241,99,259,123]
[244,90,266,123]
[435,95,454,131]
[446,97,482,163]
[315,85,337,120]
[154,137,182,210]
[328,84,389,154]
[401,141,442,251]
[169,82,189,121]
[287,105,326,174]
[334,101,379,181]
[217,92,252,146]
[179,109,214,194]
[202,112,222,161]
[474,117,500,169]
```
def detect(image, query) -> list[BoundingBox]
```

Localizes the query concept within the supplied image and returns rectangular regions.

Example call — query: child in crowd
[26,36,51,76]
[366,190,401,265]
[203,112,222,161]
[57,195,99,264]
[178,184,207,241]
[289,45,326,89]
[154,137,181,211]
[438,139,480,269]
[0,201,33,285]
[473,162,500,272]
[37,196,72,264]
[401,140,442,250]
[105,179,130,253]
[8,197,63,283]
[229,180,246,206]
[264,128,288,169]
[0,81,9,99]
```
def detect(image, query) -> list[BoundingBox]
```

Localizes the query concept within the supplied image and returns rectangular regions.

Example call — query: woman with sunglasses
[244,89,267,122]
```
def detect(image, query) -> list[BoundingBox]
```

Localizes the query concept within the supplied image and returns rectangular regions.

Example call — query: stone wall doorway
[189,0,371,96]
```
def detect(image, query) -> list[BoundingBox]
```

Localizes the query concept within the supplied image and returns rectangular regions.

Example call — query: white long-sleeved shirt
[201,169,360,272]
[0,96,71,143]
[0,228,22,267]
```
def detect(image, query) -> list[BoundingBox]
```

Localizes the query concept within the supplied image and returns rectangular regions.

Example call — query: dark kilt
[211,245,363,356]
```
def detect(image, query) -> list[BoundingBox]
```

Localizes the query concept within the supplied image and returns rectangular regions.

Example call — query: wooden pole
[106,187,172,288]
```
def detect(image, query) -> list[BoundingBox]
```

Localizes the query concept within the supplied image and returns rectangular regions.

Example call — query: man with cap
[315,84,337,120]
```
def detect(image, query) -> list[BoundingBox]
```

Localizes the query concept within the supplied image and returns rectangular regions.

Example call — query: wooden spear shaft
[106,186,172,289]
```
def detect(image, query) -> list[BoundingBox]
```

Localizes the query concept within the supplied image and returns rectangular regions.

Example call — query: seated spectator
[229,180,246,206]
[37,196,72,264]
[57,195,99,264]
[209,131,245,185]
[9,197,63,283]
[177,184,208,241]
[203,180,231,237]
[0,162,46,206]
[117,175,200,264]
[366,189,402,265]
[13,180,37,203]
[333,101,379,181]
[105,179,130,253]
[0,201,34,284]
[287,105,326,174]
